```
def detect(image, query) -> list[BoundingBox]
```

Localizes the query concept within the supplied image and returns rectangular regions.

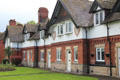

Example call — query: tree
[27,20,36,24]
[4,47,13,64]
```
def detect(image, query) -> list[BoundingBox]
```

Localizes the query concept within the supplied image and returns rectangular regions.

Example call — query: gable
[48,0,72,27]
[54,5,71,24]
[89,0,102,13]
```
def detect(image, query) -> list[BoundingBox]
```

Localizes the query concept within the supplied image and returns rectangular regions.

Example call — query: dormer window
[66,22,73,34]
[94,11,105,26]
[40,30,45,39]
[58,24,63,36]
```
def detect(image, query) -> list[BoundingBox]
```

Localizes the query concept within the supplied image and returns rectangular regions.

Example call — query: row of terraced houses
[1,0,120,77]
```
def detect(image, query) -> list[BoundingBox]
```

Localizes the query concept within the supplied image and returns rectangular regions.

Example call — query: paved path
[86,75,120,80]
[0,72,51,77]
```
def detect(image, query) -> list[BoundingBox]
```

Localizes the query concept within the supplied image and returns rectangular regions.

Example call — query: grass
[0,67,98,80]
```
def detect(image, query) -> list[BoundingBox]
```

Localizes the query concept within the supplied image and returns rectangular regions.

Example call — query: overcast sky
[0,0,57,32]
[0,0,94,32]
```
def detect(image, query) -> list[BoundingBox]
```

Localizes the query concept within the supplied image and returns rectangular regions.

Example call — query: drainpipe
[43,36,46,69]
[84,27,89,74]
[106,22,112,76]
[34,40,38,67]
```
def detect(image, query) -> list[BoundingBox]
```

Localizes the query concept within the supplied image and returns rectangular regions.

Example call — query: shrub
[0,64,15,72]
[11,56,22,66]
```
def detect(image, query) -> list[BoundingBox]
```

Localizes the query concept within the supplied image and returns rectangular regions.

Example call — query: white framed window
[40,30,45,39]
[74,47,78,62]
[30,50,32,61]
[41,52,44,61]
[23,51,26,60]
[94,11,105,26]
[56,48,61,61]
[96,48,105,62]
[58,24,63,36]
[66,22,73,33]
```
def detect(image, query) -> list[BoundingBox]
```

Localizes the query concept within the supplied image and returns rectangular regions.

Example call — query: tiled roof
[60,0,93,27]
[7,25,24,42]
[104,13,120,23]
[0,32,5,41]
[24,24,39,33]
[29,32,40,40]
[96,0,117,9]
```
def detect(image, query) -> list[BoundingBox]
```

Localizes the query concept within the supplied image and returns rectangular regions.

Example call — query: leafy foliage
[27,20,36,24]
[4,47,13,63]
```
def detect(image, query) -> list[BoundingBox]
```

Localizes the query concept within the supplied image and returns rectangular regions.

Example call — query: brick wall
[0,40,5,63]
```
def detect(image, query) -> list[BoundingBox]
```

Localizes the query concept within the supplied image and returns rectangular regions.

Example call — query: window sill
[56,60,61,63]
[40,59,44,62]
[73,61,78,64]
[65,32,72,35]
[57,34,64,37]
[96,60,105,62]
[95,61,105,66]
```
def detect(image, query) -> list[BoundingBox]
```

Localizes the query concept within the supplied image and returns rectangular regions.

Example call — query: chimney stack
[38,7,48,24]
[9,19,16,26]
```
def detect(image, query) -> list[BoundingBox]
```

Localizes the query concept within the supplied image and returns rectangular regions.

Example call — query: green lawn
[0,67,98,80]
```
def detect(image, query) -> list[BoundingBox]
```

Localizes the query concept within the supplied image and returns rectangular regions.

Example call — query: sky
[0,0,94,32]
[0,0,57,32]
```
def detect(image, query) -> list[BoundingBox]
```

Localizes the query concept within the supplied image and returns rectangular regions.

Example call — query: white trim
[94,11,105,26]
[74,46,78,62]
[56,48,61,61]
[96,48,105,62]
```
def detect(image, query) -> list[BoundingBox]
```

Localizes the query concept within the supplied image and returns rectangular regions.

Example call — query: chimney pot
[9,19,16,26]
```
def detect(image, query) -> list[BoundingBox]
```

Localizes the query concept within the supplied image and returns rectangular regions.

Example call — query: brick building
[2,0,120,77]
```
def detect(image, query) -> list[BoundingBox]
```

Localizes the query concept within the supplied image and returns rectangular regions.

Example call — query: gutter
[106,22,112,76]
[43,37,47,69]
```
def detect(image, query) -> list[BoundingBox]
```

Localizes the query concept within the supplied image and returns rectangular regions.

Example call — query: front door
[118,48,120,76]
[66,49,71,72]
[48,52,51,68]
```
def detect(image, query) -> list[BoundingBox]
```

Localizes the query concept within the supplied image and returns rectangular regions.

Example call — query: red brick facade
[0,40,5,63]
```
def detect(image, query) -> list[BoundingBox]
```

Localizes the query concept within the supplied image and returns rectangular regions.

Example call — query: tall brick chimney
[9,19,16,26]
[38,7,48,24]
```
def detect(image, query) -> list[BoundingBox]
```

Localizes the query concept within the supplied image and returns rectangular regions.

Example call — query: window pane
[58,26,60,34]
[56,49,58,60]
[100,12,103,23]
[66,23,68,32]
[41,52,44,60]
[101,48,104,60]
[74,47,78,61]
[60,25,63,34]
[96,13,99,24]
[69,22,72,32]
[96,48,100,60]
[31,50,32,60]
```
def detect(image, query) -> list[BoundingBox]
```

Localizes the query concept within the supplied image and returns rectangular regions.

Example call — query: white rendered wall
[88,20,120,39]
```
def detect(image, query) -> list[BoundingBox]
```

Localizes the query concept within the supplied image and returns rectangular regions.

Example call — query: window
[30,50,32,61]
[74,47,78,62]
[40,30,45,39]
[66,22,73,33]
[58,24,63,35]
[94,11,105,26]
[41,52,44,61]
[96,48,105,62]
[56,48,61,61]
[23,51,26,60]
